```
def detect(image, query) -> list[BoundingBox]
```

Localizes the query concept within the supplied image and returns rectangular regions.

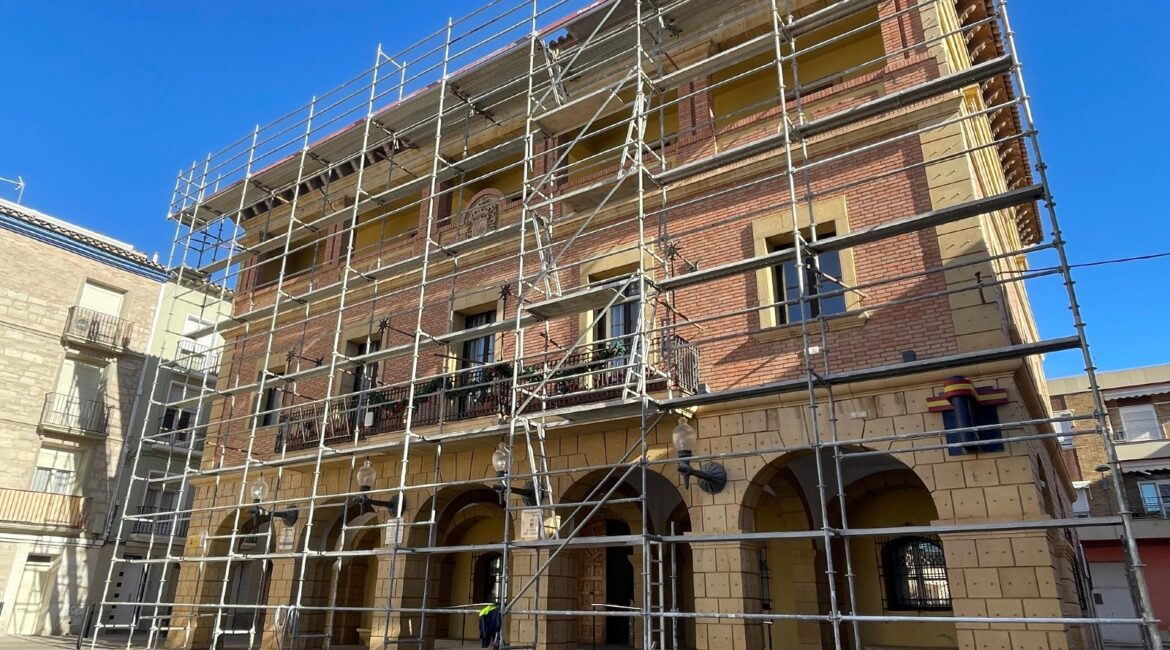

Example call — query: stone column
[689,539,765,650]
[933,454,1089,650]
[260,558,298,650]
[505,548,578,650]
[368,550,431,650]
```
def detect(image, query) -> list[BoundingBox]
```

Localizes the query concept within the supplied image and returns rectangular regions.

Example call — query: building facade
[0,198,232,640]
[0,198,167,636]
[96,277,233,637]
[91,1,1157,649]
[1050,364,1170,647]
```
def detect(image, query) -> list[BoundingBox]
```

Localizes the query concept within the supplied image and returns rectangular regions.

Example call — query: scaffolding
[88,1,1162,649]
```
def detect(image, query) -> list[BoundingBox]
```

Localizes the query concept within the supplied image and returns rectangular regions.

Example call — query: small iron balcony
[39,392,110,436]
[131,505,190,538]
[63,306,134,353]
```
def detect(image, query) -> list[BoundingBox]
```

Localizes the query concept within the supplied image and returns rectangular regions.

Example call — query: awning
[1119,459,1170,474]
[1104,382,1170,401]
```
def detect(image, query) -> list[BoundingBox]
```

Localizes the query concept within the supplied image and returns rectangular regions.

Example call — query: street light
[491,443,540,506]
[672,417,727,494]
[355,459,401,513]
[251,476,299,525]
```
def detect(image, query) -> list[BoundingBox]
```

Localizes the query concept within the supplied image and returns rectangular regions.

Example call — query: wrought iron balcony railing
[152,414,206,455]
[274,334,700,452]
[174,340,221,375]
[0,487,87,529]
[39,392,110,436]
[63,306,133,352]
[131,505,190,537]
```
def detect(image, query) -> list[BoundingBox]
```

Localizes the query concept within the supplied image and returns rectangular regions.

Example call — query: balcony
[275,334,700,452]
[0,487,87,530]
[39,392,110,436]
[173,340,221,375]
[63,306,134,353]
[150,415,206,456]
[130,505,190,538]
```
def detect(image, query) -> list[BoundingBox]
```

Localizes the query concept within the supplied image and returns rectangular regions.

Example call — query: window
[1053,410,1075,447]
[162,382,197,444]
[1118,404,1161,441]
[31,447,81,495]
[461,310,496,370]
[592,278,640,349]
[143,472,179,512]
[78,281,125,317]
[179,315,217,373]
[1070,485,1091,518]
[772,234,846,325]
[883,537,951,610]
[475,552,503,604]
[457,310,497,415]
[592,276,641,385]
[343,338,382,396]
[758,549,773,611]
[1139,480,1170,517]
[257,383,284,428]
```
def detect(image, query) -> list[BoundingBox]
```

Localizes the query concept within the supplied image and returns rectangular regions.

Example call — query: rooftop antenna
[0,176,25,204]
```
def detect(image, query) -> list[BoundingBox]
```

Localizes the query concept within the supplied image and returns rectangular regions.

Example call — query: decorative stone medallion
[460,192,501,240]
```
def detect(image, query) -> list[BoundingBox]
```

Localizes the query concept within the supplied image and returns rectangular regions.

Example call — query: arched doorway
[330,511,381,648]
[829,463,956,650]
[741,455,821,650]
[294,498,382,649]
[561,468,693,649]
[194,512,273,648]
[742,447,957,650]
[405,486,506,648]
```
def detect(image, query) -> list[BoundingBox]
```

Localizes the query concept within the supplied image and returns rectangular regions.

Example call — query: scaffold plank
[661,336,1080,410]
[535,83,626,135]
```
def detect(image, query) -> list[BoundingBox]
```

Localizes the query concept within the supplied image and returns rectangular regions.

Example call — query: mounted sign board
[519,510,561,541]
[275,526,296,552]
[384,518,405,547]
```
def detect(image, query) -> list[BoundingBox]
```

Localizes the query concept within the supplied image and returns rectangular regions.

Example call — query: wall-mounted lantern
[491,443,541,506]
[250,476,299,525]
[355,459,401,513]
[672,417,727,494]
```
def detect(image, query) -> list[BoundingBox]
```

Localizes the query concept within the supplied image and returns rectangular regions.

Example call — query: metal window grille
[879,536,951,610]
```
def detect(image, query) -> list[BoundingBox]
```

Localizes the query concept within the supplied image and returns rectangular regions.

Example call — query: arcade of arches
[168,407,1092,650]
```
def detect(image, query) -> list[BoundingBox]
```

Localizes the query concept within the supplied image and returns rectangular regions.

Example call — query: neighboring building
[0,198,232,640]
[0,197,167,636]
[96,276,232,636]
[1050,364,1170,646]
[95,1,1155,650]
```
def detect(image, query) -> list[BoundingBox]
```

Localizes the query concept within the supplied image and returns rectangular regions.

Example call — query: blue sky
[1,2,1166,377]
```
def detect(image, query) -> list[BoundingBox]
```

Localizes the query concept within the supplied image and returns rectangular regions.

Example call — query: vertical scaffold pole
[996,2,1161,648]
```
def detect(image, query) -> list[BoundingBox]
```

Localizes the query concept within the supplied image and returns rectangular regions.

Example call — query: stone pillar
[666,40,716,166]
[505,548,578,650]
[941,529,1086,650]
[261,558,298,650]
[369,551,431,650]
[877,0,922,64]
[933,454,1089,650]
[689,539,765,650]
[676,77,716,165]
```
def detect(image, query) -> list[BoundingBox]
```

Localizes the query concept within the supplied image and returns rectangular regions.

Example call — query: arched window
[475,552,503,604]
[883,537,950,610]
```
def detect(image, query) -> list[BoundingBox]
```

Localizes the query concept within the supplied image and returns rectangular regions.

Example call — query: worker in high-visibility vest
[478,603,501,649]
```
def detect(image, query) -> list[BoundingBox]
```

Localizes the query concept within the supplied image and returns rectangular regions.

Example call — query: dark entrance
[605,519,634,645]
